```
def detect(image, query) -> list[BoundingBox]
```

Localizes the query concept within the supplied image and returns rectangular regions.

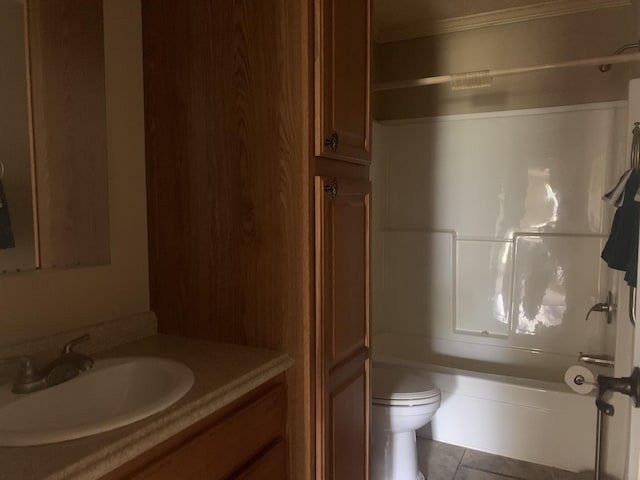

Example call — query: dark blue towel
[601,169,640,287]
[0,179,15,249]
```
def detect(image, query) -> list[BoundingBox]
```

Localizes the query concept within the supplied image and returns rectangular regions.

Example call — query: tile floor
[417,438,586,480]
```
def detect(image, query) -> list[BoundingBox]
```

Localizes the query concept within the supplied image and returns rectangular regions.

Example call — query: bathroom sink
[0,357,194,446]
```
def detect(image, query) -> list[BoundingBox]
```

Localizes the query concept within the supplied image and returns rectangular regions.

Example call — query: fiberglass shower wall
[372,102,628,382]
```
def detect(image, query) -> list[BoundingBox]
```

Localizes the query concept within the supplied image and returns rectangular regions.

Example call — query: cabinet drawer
[106,382,286,480]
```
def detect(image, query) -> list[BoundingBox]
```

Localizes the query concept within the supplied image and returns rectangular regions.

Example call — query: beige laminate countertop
[0,334,293,480]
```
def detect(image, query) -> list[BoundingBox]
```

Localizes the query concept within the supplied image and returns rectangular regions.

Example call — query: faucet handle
[61,334,94,372]
[8,357,44,394]
[62,334,90,355]
[15,358,40,384]
[584,291,615,324]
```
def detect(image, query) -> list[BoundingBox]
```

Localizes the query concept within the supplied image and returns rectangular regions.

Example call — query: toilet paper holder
[567,365,640,416]
[572,374,591,387]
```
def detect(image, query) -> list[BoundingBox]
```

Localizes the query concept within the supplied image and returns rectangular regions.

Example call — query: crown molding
[375,0,631,43]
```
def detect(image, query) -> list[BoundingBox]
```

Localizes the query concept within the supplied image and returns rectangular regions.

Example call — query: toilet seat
[372,366,440,407]
[372,391,441,407]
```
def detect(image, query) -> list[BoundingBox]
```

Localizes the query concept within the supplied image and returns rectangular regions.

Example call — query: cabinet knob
[324,131,339,152]
[324,179,338,198]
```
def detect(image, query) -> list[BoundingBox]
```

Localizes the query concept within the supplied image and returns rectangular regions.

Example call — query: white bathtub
[374,357,599,473]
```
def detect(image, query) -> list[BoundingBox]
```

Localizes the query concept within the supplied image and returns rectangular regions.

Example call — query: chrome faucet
[7,334,94,394]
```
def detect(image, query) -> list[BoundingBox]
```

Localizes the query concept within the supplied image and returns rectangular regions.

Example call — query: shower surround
[371,101,630,474]
[372,101,628,381]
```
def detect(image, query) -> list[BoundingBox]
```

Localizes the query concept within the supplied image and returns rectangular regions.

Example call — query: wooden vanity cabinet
[315,0,371,164]
[101,379,286,480]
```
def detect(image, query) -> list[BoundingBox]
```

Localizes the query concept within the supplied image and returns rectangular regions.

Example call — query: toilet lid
[372,366,439,402]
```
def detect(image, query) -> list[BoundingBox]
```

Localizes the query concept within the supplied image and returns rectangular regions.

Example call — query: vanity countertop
[0,334,293,480]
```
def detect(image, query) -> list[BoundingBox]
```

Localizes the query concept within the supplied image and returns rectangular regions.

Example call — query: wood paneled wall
[142,1,312,478]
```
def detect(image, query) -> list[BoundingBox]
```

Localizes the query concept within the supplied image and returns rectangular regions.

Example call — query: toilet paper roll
[564,365,595,394]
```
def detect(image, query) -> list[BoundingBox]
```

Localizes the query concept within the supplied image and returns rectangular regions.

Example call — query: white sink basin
[0,357,194,446]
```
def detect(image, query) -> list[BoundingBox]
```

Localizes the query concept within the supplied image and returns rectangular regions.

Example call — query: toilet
[371,365,441,480]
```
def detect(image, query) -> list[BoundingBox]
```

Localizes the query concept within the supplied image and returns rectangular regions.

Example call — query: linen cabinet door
[315,176,371,480]
[315,0,371,164]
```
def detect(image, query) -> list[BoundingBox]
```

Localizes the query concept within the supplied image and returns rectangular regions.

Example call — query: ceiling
[373,0,631,42]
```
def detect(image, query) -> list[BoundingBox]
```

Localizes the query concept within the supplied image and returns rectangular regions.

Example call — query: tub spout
[577,352,615,368]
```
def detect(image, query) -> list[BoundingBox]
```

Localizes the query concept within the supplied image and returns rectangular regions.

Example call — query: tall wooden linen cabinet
[142,0,371,478]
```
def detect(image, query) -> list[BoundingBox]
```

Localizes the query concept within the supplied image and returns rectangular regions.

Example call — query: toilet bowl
[371,366,441,480]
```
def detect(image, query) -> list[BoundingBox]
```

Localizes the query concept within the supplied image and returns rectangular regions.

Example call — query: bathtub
[374,356,599,473]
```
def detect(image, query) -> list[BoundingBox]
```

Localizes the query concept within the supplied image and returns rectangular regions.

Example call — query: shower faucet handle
[585,291,615,324]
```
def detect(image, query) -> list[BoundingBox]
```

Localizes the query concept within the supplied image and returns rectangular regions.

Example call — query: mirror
[0,0,110,274]
[0,0,36,273]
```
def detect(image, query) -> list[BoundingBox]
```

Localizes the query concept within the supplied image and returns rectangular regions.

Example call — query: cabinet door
[315,0,371,164]
[315,176,371,480]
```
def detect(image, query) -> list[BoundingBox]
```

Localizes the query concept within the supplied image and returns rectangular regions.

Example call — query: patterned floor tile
[417,437,465,480]
[460,448,574,480]
[453,466,517,480]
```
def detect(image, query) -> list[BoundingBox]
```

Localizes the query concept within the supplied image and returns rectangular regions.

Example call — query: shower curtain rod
[373,52,640,92]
